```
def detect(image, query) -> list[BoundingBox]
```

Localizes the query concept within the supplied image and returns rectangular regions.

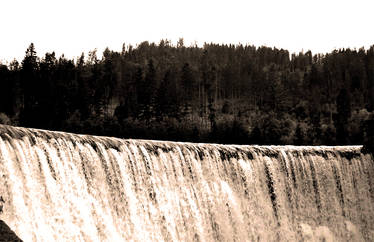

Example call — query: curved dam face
[0,125,373,241]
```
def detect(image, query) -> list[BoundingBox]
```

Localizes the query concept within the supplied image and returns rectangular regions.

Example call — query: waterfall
[0,125,373,241]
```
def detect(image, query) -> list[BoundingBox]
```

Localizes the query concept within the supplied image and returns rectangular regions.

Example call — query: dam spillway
[0,125,373,241]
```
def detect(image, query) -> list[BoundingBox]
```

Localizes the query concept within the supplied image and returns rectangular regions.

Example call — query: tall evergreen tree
[335,88,351,144]
[138,59,156,122]
[20,43,40,127]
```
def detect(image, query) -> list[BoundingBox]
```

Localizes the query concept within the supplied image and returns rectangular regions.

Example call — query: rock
[0,220,23,242]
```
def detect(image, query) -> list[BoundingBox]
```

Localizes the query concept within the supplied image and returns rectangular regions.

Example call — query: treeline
[0,40,374,147]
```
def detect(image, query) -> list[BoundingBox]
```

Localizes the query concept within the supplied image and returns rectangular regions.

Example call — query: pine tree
[335,88,351,144]
[20,43,39,126]
[363,114,374,153]
[141,59,157,123]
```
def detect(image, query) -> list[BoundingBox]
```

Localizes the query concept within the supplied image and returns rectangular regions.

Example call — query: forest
[0,40,374,150]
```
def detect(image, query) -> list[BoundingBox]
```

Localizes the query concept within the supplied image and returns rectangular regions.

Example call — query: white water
[0,125,373,241]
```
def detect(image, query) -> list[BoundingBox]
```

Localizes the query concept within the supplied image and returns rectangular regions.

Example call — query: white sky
[0,0,373,63]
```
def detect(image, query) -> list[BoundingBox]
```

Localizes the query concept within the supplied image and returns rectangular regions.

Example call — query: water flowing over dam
[0,125,373,241]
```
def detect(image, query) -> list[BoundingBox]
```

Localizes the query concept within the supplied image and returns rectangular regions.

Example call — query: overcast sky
[0,0,373,63]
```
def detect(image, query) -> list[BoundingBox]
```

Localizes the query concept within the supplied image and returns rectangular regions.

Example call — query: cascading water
[0,125,373,241]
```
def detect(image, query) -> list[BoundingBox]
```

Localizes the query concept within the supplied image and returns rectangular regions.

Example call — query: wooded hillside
[1,40,373,146]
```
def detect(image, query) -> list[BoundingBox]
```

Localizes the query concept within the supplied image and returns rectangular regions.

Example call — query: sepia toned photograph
[0,0,374,241]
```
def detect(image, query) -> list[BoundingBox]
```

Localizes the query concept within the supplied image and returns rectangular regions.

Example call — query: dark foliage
[0,41,374,145]
[363,114,374,153]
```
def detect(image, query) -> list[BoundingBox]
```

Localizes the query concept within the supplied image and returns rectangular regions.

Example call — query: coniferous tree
[294,124,305,145]
[335,88,351,144]
[76,53,92,119]
[181,63,194,104]
[155,69,179,120]
[39,52,57,127]
[0,64,13,115]
[20,43,39,127]
[138,59,156,123]
[363,114,374,153]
